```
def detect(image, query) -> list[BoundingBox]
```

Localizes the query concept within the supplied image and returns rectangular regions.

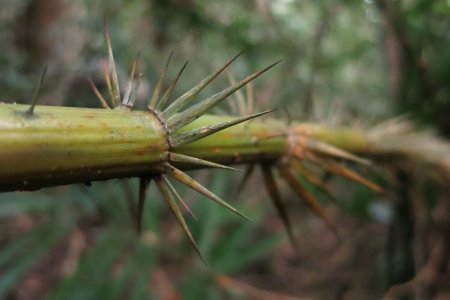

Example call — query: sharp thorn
[166,164,251,221]
[280,166,339,238]
[170,110,273,147]
[148,51,173,109]
[136,177,151,234]
[125,73,143,108]
[306,139,371,165]
[155,175,206,264]
[162,174,198,221]
[26,64,48,116]
[156,60,189,110]
[123,180,137,226]
[89,77,111,109]
[234,164,255,197]
[102,60,114,106]
[163,50,246,117]
[291,161,335,200]
[314,158,383,193]
[122,52,141,106]
[103,20,121,107]
[167,60,280,130]
[169,152,240,172]
[260,164,298,248]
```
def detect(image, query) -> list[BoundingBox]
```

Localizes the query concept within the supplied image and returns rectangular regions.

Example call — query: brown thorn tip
[156,60,189,110]
[27,64,48,116]
[234,49,246,59]
[257,60,282,75]
[221,50,246,72]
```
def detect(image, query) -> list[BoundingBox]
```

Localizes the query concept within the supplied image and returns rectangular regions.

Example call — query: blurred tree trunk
[376,0,450,136]
[386,169,415,298]
[14,0,66,70]
[13,0,87,106]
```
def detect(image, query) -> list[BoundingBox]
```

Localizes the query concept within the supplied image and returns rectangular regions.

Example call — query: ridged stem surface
[3,103,437,192]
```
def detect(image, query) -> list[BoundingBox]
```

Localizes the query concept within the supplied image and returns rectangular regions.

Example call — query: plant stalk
[1,103,447,192]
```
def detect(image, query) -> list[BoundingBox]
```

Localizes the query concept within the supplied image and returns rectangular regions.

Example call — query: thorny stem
[0,101,355,192]
[2,26,449,264]
[1,102,447,193]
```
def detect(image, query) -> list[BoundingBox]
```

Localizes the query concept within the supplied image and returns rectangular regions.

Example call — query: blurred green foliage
[0,176,282,298]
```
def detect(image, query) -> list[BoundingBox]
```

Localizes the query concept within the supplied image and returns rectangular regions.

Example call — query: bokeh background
[0,0,449,299]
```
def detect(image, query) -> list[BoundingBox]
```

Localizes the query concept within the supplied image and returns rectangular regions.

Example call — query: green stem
[1,103,447,193]
[0,103,167,191]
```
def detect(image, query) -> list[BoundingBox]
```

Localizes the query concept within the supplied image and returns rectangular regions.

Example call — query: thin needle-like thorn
[137,177,151,234]
[104,20,121,107]
[226,71,246,116]
[313,158,383,193]
[246,80,254,115]
[122,52,140,106]
[167,60,281,131]
[280,166,339,238]
[123,180,137,227]
[260,164,298,248]
[234,164,255,197]
[169,152,240,172]
[156,61,189,110]
[148,51,173,109]
[163,50,246,117]
[291,161,335,200]
[102,61,114,106]
[155,175,206,264]
[162,175,198,221]
[27,65,48,116]
[166,164,251,221]
[169,110,273,147]
[306,139,371,165]
[126,73,143,108]
[88,77,111,109]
